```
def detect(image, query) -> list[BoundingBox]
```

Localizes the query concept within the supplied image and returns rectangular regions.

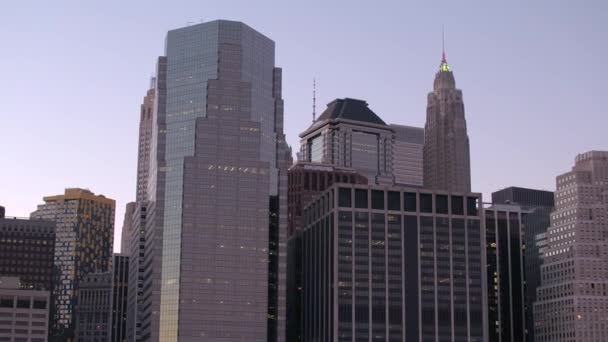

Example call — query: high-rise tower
[140,20,289,341]
[534,151,608,342]
[423,51,471,192]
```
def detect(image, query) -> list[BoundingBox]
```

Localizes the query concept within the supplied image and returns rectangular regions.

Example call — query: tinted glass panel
[420,194,433,213]
[467,197,479,216]
[16,299,30,309]
[371,190,385,210]
[436,195,448,214]
[404,192,417,212]
[451,196,464,215]
[355,189,368,209]
[387,191,401,211]
[339,188,352,208]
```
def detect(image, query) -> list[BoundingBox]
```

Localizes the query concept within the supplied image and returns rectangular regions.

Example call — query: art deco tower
[423,51,471,192]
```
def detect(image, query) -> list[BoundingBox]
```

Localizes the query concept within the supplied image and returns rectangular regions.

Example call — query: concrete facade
[0,277,50,342]
[534,151,608,342]
[423,54,471,193]
[298,183,487,341]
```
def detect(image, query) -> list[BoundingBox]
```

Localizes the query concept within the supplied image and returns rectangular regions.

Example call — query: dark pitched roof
[317,98,386,126]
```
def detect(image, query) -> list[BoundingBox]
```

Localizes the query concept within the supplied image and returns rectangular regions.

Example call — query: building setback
[391,124,424,187]
[74,272,112,341]
[423,52,471,193]
[534,151,608,342]
[0,277,50,342]
[491,186,554,342]
[140,20,290,341]
[298,183,487,341]
[0,212,55,291]
[31,188,115,341]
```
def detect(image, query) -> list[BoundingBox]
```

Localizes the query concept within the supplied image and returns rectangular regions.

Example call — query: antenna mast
[312,78,317,123]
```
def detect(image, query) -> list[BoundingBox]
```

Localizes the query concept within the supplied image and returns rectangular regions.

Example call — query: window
[436,195,448,214]
[387,191,401,211]
[467,197,479,216]
[420,194,433,213]
[33,300,47,310]
[16,299,30,309]
[0,298,13,308]
[355,189,368,209]
[404,192,417,212]
[371,190,384,210]
[339,188,352,208]
[451,196,464,215]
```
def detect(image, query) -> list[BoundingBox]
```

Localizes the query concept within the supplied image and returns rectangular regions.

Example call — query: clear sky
[1,0,606,252]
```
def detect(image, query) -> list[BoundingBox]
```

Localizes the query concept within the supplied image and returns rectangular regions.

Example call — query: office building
[136,81,155,203]
[140,20,290,341]
[299,98,395,184]
[423,51,471,192]
[110,254,128,342]
[0,212,55,291]
[534,151,608,342]
[298,183,487,341]
[485,204,529,342]
[0,277,50,342]
[491,187,554,342]
[287,162,367,237]
[120,202,136,255]
[391,124,424,187]
[0,206,4,218]
[74,272,112,342]
[31,188,115,341]
[125,202,146,342]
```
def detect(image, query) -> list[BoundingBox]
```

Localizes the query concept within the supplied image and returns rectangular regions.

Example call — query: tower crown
[439,52,451,72]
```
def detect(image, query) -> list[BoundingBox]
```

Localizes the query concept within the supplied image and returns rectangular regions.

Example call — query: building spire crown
[439,26,451,72]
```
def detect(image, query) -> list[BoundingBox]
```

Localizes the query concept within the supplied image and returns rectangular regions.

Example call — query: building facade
[491,187,555,342]
[423,52,471,193]
[485,204,529,342]
[0,213,55,291]
[299,183,487,341]
[299,98,395,184]
[125,202,146,342]
[31,188,115,341]
[74,272,112,342]
[391,124,424,187]
[140,20,290,341]
[534,151,608,341]
[0,277,50,342]
[110,254,128,342]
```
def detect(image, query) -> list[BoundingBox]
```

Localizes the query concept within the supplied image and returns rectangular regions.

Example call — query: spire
[312,78,317,123]
[439,27,450,72]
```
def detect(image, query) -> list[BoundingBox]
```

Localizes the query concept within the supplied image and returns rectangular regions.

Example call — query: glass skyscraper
[141,20,289,341]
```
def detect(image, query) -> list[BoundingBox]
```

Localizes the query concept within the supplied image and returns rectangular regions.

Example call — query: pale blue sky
[1,0,606,252]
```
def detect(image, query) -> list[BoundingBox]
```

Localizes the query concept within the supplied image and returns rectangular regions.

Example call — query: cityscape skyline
[2,1,607,253]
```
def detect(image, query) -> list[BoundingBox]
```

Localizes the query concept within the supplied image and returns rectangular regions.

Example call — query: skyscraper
[136,80,155,203]
[491,186,554,342]
[140,20,289,341]
[534,151,608,342]
[299,98,395,184]
[0,211,55,291]
[74,272,112,342]
[423,51,471,192]
[109,254,128,342]
[299,184,487,341]
[391,123,424,186]
[31,188,115,341]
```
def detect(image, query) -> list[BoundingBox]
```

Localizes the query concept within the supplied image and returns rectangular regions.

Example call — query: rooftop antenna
[442,25,446,62]
[312,78,317,123]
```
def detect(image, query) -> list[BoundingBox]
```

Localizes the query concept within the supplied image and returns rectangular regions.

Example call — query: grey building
[299,98,395,184]
[423,52,471,193]
[110,254,128,342]
[491,187,554,342]
[484,204,529,342]
[0,212,55,291]
[534,151,608,342]
[0,277,50,342]
[0,206,4,218]
[30,188,115,341]
[74,272,112,342]
[391,124,424,187]
[298,183,487,341]
[139,20,290,341]
[125,202,146,342]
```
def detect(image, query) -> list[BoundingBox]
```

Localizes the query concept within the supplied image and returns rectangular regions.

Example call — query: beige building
[423,52,471,193]
[0,277,50,342]
[534,151,608,341]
